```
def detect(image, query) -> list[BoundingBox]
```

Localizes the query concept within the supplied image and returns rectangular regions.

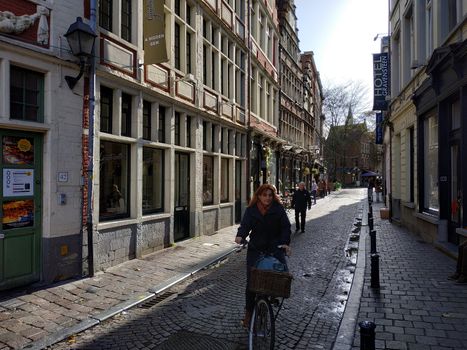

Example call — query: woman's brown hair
[248,184,282,207]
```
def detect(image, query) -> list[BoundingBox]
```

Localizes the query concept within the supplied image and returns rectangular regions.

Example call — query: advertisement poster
[2,136,34,165]
[2,200,34,229]
[3,169,34,197]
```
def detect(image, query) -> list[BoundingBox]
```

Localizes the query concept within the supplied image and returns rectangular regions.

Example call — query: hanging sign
[372,53,389,111]
[375,112,383,144]
[143,0,168,64]
[3,169,34,197]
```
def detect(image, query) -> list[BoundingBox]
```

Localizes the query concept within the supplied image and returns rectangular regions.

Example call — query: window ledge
[402,201,415,209]
[413,212,439,225]
[203,204,218,210]
[141,213,171,222]
[98,218,138,230]
[456,228,467,238]
[220,202,233,208]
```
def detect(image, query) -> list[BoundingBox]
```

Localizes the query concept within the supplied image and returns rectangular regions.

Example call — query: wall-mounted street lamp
[64,17,96,89]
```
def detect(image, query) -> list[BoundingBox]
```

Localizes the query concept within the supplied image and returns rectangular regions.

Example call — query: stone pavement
[0,226,240,350]
[344,201,467,350]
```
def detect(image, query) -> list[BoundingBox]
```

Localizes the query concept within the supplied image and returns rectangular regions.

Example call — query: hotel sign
[375,112,383,144]
[372,53,389,111]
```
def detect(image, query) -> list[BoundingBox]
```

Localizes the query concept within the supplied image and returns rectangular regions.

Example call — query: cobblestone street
[49,189,365,350]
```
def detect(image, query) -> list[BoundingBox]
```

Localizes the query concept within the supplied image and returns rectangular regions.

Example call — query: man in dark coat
[291,181,311,232]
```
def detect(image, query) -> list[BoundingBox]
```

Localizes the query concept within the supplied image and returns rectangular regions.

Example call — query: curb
[24,246,239,350]
[332,200,368,350]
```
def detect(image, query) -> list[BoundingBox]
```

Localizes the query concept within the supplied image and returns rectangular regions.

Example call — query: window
[203,45,208,84]
[174,112,181,146]
[99,141,130,221]
[143,100,151,140]
[121,93,132,137]
[10,66,44,122]
[121,0,132,42]
[186,116,192,148]
[423,113,438,213]
[186,4,192,26]
[158,105,166,143]
[451,99,460,130]
[99,0,112,31]
[142,148,164,214]
[174,23,181,70]
[203,121,208,150]
[221,158,230,203]
[175,0,181,16]
[186,32,192,74]
[408,127,414,203]
[100,86,113,133]
[203,156,214,205]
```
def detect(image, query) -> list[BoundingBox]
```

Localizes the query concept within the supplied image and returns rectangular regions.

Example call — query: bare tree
[321,80,375,184]
[322,80,370,132]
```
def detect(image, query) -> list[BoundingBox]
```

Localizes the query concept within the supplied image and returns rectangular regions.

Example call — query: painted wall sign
[3,169,34,197]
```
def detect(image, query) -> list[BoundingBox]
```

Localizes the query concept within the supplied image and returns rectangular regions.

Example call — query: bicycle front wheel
[248,297,275,350]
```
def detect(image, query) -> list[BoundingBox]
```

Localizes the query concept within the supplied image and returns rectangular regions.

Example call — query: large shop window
[99,141,130,221]
[221,158,230,203]
[203,156,214,205]
[142,148,164,214]
[10,66,44,122]
[423,114,439,213]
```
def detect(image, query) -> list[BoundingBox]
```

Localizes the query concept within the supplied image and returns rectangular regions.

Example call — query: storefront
[413,39,467,244]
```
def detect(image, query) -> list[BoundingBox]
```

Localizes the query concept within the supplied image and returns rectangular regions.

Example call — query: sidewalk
[0,226,239,350]
[339,201,467,350]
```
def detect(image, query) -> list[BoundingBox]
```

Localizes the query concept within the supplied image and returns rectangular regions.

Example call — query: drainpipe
[86,0,97,276]
[246,0,252,202]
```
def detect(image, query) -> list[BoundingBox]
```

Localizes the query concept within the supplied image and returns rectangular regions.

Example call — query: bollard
[370,230,377,254]
[368,205,373,217]
[368,217,374,231]
[359,320,376,350]
[370,254,380,288]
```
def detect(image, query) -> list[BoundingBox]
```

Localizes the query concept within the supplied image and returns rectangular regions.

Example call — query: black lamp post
[64,17,96,89]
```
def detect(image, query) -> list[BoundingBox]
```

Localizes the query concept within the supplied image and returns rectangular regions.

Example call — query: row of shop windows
[99,141,236,221]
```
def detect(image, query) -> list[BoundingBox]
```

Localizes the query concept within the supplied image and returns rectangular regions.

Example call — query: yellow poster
[143,0,168,64]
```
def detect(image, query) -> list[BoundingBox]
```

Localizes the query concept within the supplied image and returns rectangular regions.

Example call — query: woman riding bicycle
[235,184,292,328]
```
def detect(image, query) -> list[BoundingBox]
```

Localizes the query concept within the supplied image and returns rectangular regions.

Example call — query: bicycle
[238,242,292,350]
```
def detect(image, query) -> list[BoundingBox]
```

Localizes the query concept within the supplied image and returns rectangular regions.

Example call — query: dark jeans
[311,190,317,204]
[245,248,286,312]
[295,208,306,231]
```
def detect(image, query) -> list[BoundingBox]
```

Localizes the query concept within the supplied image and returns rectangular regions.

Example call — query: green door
[0,130,42,291]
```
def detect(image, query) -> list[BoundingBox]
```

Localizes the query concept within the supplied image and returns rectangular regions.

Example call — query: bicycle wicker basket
[249,267,293,298]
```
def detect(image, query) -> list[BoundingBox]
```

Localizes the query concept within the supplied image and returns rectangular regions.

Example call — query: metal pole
[371,253,380,288]
[359,321,376,350]
[370,229,377,254]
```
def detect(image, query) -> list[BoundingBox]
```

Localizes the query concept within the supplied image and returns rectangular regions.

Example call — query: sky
[295,0,389,110]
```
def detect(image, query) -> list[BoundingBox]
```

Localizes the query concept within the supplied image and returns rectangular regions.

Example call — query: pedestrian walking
[234,184,292,328]
[311,179,318,205]
[368,177,375,201]
[291,181,311,233]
